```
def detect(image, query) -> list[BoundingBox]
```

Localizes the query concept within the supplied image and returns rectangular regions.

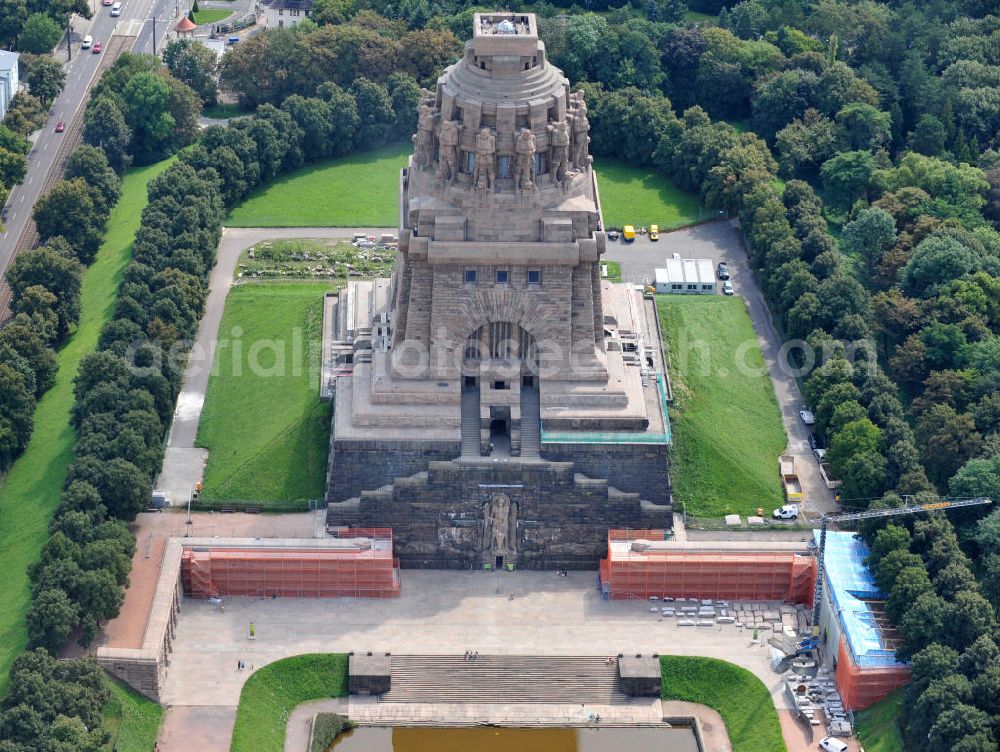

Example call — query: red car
[54,121,65,133]
[102,0,112,5]
[92,41,102,53]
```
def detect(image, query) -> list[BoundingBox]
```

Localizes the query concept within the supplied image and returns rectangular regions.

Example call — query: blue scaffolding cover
[815,530,907,669]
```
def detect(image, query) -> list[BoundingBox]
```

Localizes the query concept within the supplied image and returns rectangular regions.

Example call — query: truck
[779,454,804,503]
[622,225,636,241]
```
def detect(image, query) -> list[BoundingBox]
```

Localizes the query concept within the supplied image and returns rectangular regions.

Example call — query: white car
[813,448,826,462]
[773,504,799,520]
[819,738,848,752]
[799,409,815,425]
[722,281,734,295]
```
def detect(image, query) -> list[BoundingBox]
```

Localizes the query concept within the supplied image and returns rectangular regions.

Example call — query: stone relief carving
[568,91,591,169]
[548,119,570,184]
[514,128,536,191]
[472,127,497,192]
[412,103,436,170]
[436,119,462,182]
[483,493,513,559]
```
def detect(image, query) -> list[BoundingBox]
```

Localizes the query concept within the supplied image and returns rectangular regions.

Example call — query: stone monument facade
[324,13,671,569]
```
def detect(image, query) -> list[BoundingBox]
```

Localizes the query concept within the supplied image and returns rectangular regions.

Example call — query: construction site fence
[836,636,910,711]
[601,531,816,604]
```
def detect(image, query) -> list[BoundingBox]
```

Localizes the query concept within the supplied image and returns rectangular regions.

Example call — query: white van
[819,738,848,752]
[111,2,122,16]
[81,35,92,49]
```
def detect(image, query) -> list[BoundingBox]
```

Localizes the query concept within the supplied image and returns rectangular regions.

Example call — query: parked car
[722,281,734,295]
[649,224,659,241]
[819,738,848,752]
[92,41,102,53]
[227,36,240,44]
[799,409,815,425]
[773,504,800,520]
[54,121,65,133]
[606,229,619,241]
[813,448,826,462]
[716,262,730,280]
[110,1,122,15]
[622,225,636,241]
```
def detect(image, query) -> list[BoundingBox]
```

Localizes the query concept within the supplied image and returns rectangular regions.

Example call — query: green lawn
[603,259,622,282]
[661,656,786,752]
[658,296,786,517]
[101,678,164,752]
[226,143,409,227]
[192,8,231,24]
[0,158,172,696]
[595,158,703,230]
[231,653,348,752]
[855,689,905,752]
[196,281,334,503]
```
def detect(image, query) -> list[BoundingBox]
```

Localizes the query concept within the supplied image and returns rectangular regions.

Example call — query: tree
[820,150,879,208]
[33,179,106,263]
[902,235,979,297]
[82,97,132,173]
[928,704,996,752]
[916,404,981,487]
[908,114,947,157]
[835,103,892,151]
[162,39,219,105]
[841,206,896,289]
[7,247,83,339]
[17,13,60,54]
[751,68,819,142]
[350,77,393,151]
[0,362,35,467]
[775,109,837,177]
[826,418,881,477]
[65,455,149,520]
[907,643,959,703]
[25,588,78,652]
[24,53,65,105]
[122,72,175,164]
[0,146,26,187]
[64,145,120,212]
[0,319,56,394]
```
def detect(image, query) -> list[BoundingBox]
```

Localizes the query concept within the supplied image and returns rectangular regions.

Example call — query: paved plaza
[160,570,787,708]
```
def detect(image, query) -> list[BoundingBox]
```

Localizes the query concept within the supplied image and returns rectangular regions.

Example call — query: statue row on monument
[411,91,591,192]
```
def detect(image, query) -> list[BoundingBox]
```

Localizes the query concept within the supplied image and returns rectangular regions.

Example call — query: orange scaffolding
[599,530,816,604]
[836,635,910,710]
[180,528,400,599]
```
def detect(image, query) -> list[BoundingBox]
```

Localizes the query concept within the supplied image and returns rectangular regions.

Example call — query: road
[0,0,179,318]
[605,220,839,520]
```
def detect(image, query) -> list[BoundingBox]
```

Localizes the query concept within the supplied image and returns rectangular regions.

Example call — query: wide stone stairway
[519,384,541,458]
[378,655,630,704]
[460,387,481,457]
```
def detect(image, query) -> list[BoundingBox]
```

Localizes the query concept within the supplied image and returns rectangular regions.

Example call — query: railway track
[0,34,135,324]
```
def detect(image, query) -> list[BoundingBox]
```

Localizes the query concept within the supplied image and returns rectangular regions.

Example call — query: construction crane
[811,497,993,627]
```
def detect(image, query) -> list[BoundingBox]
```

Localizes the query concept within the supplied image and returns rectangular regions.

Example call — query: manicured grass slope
[0,159,172,695]
[196,282,334,502]
[658,296,786,517]
[101,677,164,752]
[661,656,786,752]
[192,8,231,24]
[230,653,348,752]
[855,689,905,752]
[225,143,409,227]
[596,158,702,230]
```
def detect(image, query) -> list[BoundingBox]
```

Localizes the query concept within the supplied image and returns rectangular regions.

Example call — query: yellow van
[622,225,636,241]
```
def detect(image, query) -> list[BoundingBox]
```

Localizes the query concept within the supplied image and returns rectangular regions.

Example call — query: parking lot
[606,220,838,519]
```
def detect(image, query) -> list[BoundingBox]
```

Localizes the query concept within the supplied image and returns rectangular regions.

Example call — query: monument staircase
[519,385,541,458]
[460,387,481,457]
[378,655,630,704]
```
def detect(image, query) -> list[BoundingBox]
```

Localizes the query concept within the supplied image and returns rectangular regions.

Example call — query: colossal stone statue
[569,92,591,169]
[514,127,536,191]
[436,119,461,182]
[472,127,497,192]
[484,494,512,558]
[413,104,435,170]
[548,120,570,184]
